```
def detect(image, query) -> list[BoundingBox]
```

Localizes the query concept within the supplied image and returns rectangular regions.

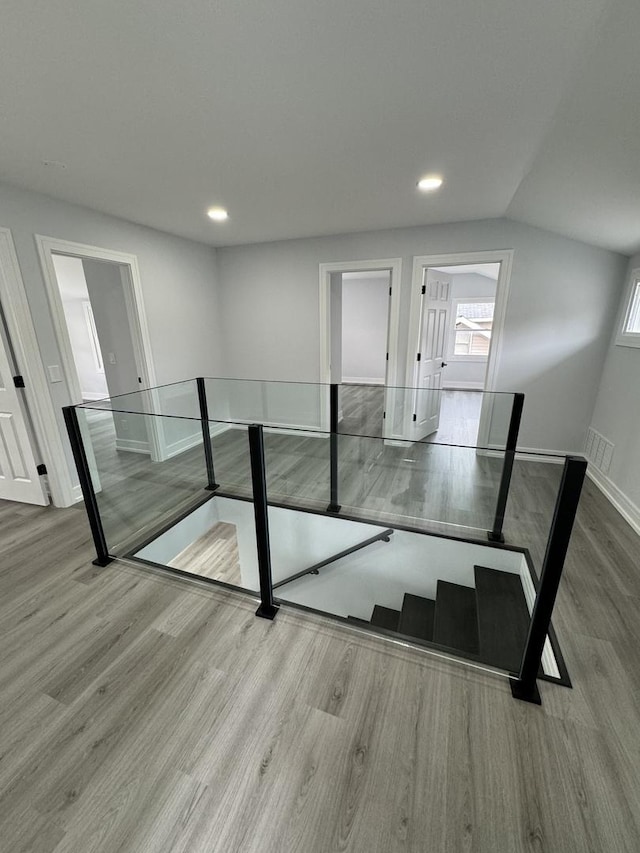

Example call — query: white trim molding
[615,267,640,349]
[319,257,402,437]
[0,228,69,506]
[587,465,640,537]
[407,250,513,447]
[35,235,167,503]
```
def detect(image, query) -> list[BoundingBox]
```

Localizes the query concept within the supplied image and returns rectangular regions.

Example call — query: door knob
[441,361,448,368]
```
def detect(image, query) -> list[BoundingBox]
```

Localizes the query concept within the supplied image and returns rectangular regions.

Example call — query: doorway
[319,258,402,438]
[37,235,162,505]
[406,252,512,446]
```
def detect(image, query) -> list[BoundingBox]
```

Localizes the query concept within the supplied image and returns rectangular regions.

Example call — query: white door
[412,269,451,439]
[0,320,48,505]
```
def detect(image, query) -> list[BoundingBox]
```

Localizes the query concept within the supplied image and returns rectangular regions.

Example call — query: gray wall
[53,255,108,399]
[341,274,390,383]
[0,181,222,500]
[444,272,497,388]
[590,252,640,511]
[216,218,627,452]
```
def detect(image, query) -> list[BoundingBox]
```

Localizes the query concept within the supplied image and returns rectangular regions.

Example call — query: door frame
[0,228,64,504]
[36,236,165,495]
[319,258,402,436]
[406,250,514,444]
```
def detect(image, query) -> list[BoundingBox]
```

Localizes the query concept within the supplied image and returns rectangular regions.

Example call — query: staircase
[350,565,533,674]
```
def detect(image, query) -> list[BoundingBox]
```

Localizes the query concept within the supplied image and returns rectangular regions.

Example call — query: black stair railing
[63,405,113,567]
[196,377,219,491]
[327,383,341,513]
[488,392,525,544]
[248,423,279,620]
[510,454,587,704]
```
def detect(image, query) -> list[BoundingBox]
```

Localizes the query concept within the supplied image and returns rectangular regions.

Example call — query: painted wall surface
[216,218,627,452]
[53,255,108,399]
[589,252,640,515]
[444,272,497,388]
[341,273,390,383]
[0,181,222,500]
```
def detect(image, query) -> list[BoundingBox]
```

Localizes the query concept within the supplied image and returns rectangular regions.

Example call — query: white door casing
[0,318,48,505]
[406,251,514,447]
[319,258,402,438]
[412,269,451,439]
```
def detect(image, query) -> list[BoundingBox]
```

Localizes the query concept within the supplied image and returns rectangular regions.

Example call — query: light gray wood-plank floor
[1,473,639,852]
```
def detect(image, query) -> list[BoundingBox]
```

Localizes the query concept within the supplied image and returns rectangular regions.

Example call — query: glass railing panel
[338,384,517,449]
[78,379,201,420]
[76,406,208,555]
[336,433,504,536]
[203,378,325,431]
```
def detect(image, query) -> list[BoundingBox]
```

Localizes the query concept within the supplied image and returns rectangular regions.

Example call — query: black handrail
[488,392,525,543]
[510,455,587,704]
[63,405,113,567]
[248,423,278,620]
[273,528,394,590]
[196,377,219,491]
[327,382,341,513]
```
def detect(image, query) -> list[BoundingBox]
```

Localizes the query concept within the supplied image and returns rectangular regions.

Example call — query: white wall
[444,272,497,389]
[341,273,389,383]
[0,180,222,504]
[53,255,108,400]
[216,218,627,453]
[589,252,640,529]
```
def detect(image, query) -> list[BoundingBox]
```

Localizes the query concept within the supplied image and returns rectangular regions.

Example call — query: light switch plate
[47,364,62,383]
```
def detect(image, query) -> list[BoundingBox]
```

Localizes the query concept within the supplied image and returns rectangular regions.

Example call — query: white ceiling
[0,0,638,254]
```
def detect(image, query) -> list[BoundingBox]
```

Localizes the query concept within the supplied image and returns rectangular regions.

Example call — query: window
[448,298,494,360]
[617,269,640,348]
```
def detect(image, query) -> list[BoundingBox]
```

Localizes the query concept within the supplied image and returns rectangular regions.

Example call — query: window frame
[616,268,640,349]
[447,296,495,362]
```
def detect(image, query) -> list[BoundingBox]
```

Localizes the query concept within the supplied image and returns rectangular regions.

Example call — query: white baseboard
[163,422,231,460]
[342,377,385,385]
[442,381,484,390]
[116,438,151,455]
[480,446,583,464]
[82,391,109,401]
[587,465,640,537]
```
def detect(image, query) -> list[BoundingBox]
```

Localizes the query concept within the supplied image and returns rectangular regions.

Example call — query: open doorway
[37,235,162,505]
[340,270,391,436]
[407,252,512,447]
[319,258,402,439]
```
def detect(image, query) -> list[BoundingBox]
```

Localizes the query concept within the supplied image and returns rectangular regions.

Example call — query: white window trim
[447,296,495,362]
[616,268,640,349]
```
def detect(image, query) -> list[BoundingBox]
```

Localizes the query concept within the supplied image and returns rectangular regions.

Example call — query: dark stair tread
[474,565,534,674]
[370,605,401,632]
[347,615,370,627]
[398,593,435,641]
[433,581,479,654]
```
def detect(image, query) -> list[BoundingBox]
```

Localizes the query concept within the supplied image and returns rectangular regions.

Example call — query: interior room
[1,0,639,850]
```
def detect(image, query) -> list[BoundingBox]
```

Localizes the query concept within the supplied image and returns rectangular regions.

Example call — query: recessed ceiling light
[417,175,443,192]
[207,206,229,222]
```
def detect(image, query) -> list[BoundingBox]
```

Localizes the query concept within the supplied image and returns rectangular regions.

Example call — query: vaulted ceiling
[1,0,638,253]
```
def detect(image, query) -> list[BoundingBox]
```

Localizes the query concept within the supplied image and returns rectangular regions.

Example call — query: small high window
[449,298,494,360]
[616,269,640,348]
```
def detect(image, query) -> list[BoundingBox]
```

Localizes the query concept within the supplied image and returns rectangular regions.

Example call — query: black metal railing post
[63,405,113,567]
[196,377,219,491]
[248,424,278,620]
[327,383,341,513]
[488,392,525,543]
[510,455,587,704]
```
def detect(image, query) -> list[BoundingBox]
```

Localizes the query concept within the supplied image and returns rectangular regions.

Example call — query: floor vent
[585,427,614,474]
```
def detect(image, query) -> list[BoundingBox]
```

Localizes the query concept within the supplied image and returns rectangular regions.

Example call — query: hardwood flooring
[1,473,639,852]
[169,521,241,585]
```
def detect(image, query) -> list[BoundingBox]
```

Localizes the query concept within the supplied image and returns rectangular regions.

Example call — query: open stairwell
[350,565,534,674]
